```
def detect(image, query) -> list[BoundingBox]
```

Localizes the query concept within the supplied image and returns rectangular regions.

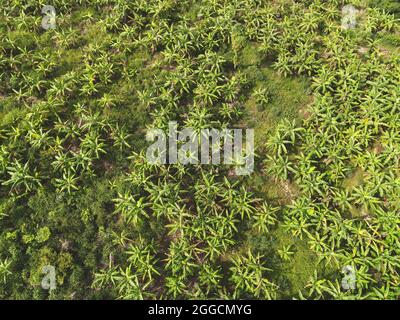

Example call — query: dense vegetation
[0,0,399,299]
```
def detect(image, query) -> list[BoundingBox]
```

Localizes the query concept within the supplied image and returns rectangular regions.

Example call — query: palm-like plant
[2,160,42,194]
[229,250,277,299]
[0,258,12,284]
[252,202,278,234]
[113,192,149,227]
[54,169,79,194]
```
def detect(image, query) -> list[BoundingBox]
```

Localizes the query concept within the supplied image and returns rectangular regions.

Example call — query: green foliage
[369,0,400,15]
[0,0,399,300]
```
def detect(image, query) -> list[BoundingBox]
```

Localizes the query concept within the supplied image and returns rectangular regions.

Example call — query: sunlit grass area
[0,0,399,300]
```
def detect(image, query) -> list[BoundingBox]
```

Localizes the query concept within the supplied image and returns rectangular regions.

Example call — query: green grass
[238,45,316,297]
[242,62,310,202]
[246,225,319,298]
